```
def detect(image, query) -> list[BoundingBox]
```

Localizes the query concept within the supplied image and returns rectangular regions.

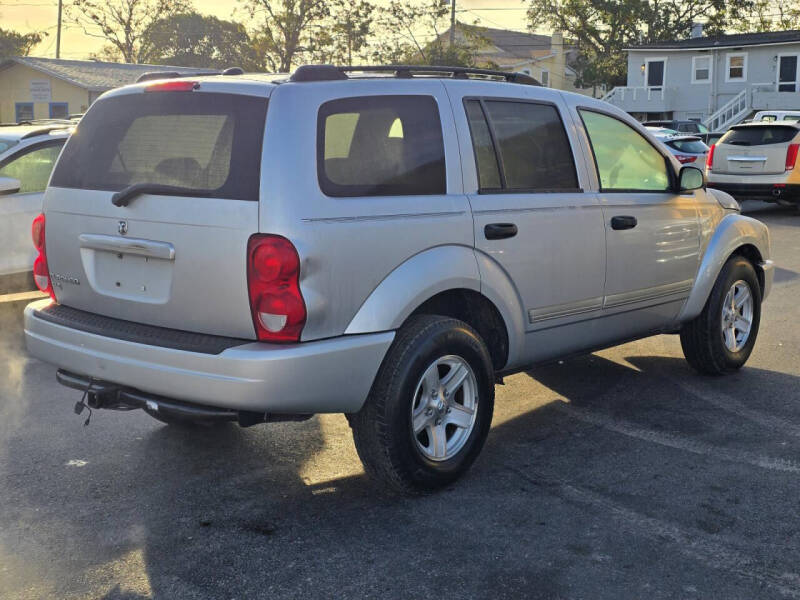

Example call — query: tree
[732,0,800,32]
[138,12,261,70]
[0,27,44,62]
[526,0,751,89]
[307,0,374,66]
[371,0,486,67]
[66,0,191,63]
[240,0,329,72]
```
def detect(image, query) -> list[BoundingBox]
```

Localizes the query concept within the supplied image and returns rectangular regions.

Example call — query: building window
[540,69,549,87]
[15,103,34,123]
[726,53,747,82]
[49,102,69,119]
[692,56,711,83]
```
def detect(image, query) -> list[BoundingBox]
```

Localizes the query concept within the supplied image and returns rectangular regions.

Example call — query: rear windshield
[720,126,798,146]
[50,91,267,200]
[666,138,708,153]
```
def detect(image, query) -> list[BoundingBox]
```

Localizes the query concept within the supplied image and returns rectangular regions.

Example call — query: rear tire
[680,256,761,375]
[350,315,495,494]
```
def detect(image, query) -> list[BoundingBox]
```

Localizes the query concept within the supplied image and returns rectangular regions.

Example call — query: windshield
[0,138,19,154]
[50,91,268,201]
[720,126,798,146]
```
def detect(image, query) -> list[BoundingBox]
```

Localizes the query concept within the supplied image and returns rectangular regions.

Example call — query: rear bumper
[708,181,800,202]
[24,300,394,413]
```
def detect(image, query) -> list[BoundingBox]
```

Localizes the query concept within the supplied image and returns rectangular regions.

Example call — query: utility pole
[449,0,456,47]
[56,0,63,59]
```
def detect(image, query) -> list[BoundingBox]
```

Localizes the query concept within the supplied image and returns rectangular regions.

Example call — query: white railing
[704,89,750,131]
[602,86,666,104]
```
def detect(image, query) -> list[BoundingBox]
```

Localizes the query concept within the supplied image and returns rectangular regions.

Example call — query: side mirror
[0,176,21,196]
[678,166,704,191]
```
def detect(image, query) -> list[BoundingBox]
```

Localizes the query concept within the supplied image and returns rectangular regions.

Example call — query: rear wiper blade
[111,183,212,207]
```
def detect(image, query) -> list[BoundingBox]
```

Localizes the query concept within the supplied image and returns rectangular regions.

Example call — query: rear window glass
[720,126,798,146]
[318,95,445,197]
[667,139,708,153]
[0,138,18,154]
[481,100,578,191]
[50,92,267,200]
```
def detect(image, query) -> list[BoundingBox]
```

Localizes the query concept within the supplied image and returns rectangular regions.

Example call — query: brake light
[706,144,716,171]
[247,235,306,342]
[676,154,696,164]
[786,144,799,171]
[144,80,198,92]
[31,213,55,301]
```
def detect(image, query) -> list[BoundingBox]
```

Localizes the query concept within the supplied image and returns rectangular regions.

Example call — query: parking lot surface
[2,202,800,599]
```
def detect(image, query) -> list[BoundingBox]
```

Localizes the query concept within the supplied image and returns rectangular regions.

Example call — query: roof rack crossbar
[289,64,541,86]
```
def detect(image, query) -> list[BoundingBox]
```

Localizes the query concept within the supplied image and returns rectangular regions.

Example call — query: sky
[0,0,535,61]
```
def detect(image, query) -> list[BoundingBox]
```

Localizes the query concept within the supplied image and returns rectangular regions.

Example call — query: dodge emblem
[118,220,128,236]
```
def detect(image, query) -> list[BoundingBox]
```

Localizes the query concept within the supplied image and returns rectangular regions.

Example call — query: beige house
[0,57,202,123]
[441,23,600,96]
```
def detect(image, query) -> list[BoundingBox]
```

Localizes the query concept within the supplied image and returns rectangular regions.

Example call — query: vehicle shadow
[6,352,800,599]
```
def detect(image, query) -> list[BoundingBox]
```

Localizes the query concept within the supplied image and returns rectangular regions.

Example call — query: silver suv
[25,65,773,493]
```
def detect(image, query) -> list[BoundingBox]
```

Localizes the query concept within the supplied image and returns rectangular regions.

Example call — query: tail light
[247,235,306,343]
[786,144,799,171]
[31,213,55,301]
[676,154,696,164]
[706,144,716,171]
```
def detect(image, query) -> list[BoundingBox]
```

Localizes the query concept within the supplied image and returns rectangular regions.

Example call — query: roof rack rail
[288,64,541,86]
[20,126,71,139]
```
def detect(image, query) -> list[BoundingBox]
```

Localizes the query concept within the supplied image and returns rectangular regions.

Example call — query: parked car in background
[0,125,70,292]
[643,119,709,135]
[651,130,709,166]
[751,110,800,123]
[24,65,772,493]
[706,121,800,206]
[700,131,726,146]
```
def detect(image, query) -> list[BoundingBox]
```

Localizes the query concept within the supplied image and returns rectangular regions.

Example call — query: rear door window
[465,99,579,192]
[720,126,798,146]
[50,92,268,200]
[0,141,65,193]
[318,95,446,197]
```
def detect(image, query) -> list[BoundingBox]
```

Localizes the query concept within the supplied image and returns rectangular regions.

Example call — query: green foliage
[0,27,44,62]
[370,0,484,67]
[732,0,800,32]
[139,12,260,70]
[526,0,753,89]
[67,0,192,63]
[307,0,375,66]
[240,0,329,72]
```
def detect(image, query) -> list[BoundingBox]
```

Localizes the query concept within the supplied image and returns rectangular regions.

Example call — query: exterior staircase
[704,89,750,132]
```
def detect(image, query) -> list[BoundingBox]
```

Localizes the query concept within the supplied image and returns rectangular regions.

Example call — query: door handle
[484,223,518,240]
[610,215,637,230]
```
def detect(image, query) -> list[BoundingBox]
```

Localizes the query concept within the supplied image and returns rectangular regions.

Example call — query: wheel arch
[344,245,523,371]
[678,214,771,323]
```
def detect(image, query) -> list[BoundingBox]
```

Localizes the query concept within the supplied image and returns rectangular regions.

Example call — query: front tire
[680,256,761,375]
[350,315,495,494]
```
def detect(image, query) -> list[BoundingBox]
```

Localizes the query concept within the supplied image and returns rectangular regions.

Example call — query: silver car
[24,65,773,493]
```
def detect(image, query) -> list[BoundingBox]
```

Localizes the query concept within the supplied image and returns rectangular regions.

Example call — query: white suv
[0,125,70,291]
[25,65,773,492]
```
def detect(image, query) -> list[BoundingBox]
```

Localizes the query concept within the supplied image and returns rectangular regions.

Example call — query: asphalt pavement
[2,201,800,599]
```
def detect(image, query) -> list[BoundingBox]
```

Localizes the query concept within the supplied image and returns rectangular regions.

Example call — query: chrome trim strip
[528,296,603,323]
[727,156,768,162]
[302,210,466,223]
[604,279,693,309]
[78,234,175,260]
